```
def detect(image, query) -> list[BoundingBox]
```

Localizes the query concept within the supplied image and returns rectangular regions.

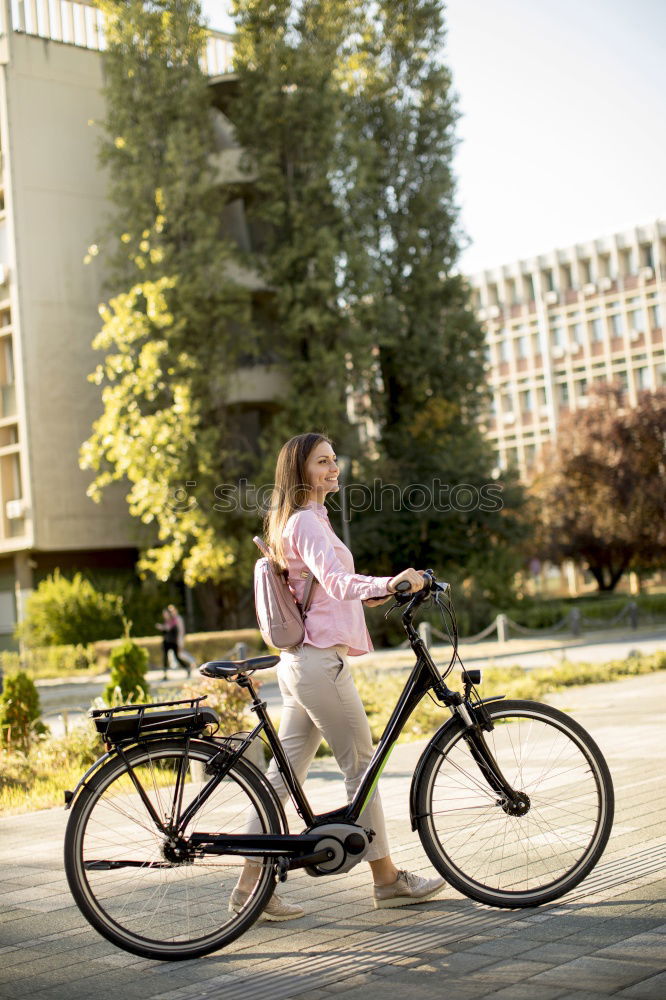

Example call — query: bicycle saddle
[199,655,280,678]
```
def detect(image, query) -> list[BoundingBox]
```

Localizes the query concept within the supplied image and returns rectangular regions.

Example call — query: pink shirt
[283,501,393,656]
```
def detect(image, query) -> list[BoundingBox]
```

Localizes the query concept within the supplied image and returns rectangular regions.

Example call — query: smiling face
[304,440,339,503]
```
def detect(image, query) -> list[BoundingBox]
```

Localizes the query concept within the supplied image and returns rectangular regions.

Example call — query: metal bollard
[569,608,581,637]
[418,621,432,650]
[628,602,638,630]
[233,641,248,661]
[496,614,509,644]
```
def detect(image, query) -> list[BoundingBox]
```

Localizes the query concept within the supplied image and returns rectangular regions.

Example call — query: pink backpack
[253,536,317,650]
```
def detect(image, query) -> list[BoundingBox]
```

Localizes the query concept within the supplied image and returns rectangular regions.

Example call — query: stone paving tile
[527,955,662,992]
[349,978,489,1000]
[476,985,568,1000]
[465,957,554,984]
[592,931,666,963]
[616,970,666,999]
[466,937,539,959]
[514,939,595,964]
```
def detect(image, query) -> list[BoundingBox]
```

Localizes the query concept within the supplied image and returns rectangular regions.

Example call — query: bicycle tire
[414,699,614,908]
[64,738,282,960]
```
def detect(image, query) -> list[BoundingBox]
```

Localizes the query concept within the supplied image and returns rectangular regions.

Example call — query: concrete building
[0,0,236,647]
[470,220,666,479]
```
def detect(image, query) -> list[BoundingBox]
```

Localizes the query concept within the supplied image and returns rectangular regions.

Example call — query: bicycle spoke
[420,704,610,902]
[67,742,278,957]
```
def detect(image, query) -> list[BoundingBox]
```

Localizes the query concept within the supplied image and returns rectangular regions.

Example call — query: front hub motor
[500,792,531,817]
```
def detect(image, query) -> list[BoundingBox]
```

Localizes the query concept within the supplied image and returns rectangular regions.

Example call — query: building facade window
[590,317,604,341]
[619,248,633,276]
[629,309,645,333]
[649,303,662,329]
[635,366,650,389]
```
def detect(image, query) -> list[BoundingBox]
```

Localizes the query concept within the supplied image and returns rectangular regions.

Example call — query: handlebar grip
[395,581,413,594]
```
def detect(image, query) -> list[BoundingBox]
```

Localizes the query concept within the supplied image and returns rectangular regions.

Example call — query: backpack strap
[301,573,317,616]
[253,536,318,614]
[253,535,271,558]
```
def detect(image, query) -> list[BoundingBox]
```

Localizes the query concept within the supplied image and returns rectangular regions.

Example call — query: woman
[156,607,191,679]
[232,432,445,921]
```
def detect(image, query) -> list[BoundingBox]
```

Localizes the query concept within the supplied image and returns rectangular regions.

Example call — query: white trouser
[247,643,389,862]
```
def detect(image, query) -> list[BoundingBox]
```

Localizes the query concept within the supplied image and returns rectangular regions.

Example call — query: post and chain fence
[413,599,653,650]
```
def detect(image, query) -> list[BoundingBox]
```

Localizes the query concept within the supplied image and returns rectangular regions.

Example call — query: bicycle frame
[180,597,521,869]
[83,579,523,872]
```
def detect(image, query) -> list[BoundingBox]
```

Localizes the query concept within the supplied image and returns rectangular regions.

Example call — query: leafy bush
[0,671,48,753]
[103,639,150,704]
[0,718,101,814]
[17,571,125,647]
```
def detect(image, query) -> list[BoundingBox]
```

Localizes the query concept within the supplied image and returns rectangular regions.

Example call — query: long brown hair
[264,432,332,571]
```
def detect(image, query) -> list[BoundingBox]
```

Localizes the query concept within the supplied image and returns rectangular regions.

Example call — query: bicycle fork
[458,708,531,817]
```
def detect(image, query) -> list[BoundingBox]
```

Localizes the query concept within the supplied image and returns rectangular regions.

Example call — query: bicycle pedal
[275,856,290,882]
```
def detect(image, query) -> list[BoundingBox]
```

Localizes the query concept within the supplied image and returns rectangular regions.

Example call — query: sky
[200,0,666,274]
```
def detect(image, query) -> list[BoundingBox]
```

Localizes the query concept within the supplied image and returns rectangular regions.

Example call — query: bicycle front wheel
[415,699,614,907]
[64,739,281,960]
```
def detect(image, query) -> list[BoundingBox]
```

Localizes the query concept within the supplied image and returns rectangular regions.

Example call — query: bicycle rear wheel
[64,738,281,960]
[415,699,614,907]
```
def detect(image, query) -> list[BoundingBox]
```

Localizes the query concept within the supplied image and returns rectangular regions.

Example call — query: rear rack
[90,697,217,744]
[90,696,208,719]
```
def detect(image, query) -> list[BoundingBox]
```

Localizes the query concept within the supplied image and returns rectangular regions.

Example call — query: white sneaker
[373,870,446,909]
[229,886,305,922]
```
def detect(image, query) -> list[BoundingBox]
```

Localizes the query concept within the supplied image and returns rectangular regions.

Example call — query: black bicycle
[64,571,614,961]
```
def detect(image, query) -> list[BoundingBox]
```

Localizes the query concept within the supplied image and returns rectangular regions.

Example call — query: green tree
[84,0,527,623]
[532,385,666,591]
[82,1,253,614]
[334,0,527,585]
[229,0,355,462]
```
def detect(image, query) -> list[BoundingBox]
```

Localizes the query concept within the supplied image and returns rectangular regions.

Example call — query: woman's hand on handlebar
[387,568,425,594]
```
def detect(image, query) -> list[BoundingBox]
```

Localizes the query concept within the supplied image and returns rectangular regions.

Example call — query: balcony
[211,148,256,186]
[0,382,16,419]
[5,1,234,76]
[226,365,288,406]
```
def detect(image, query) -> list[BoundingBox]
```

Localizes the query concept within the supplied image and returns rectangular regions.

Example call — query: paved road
[36,626,666,732]
[2,671,665,999]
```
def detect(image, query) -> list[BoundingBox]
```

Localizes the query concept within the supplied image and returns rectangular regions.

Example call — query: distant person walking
[156,605,194,679]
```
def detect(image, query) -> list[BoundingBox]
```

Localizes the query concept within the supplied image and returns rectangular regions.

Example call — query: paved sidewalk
[1,672,665,999]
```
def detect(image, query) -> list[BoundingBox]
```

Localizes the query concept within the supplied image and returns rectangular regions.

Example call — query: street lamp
[336,454,352,551]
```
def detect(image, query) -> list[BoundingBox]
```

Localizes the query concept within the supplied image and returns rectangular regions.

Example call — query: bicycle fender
[64,749,115,809]
[408,697,507,831]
